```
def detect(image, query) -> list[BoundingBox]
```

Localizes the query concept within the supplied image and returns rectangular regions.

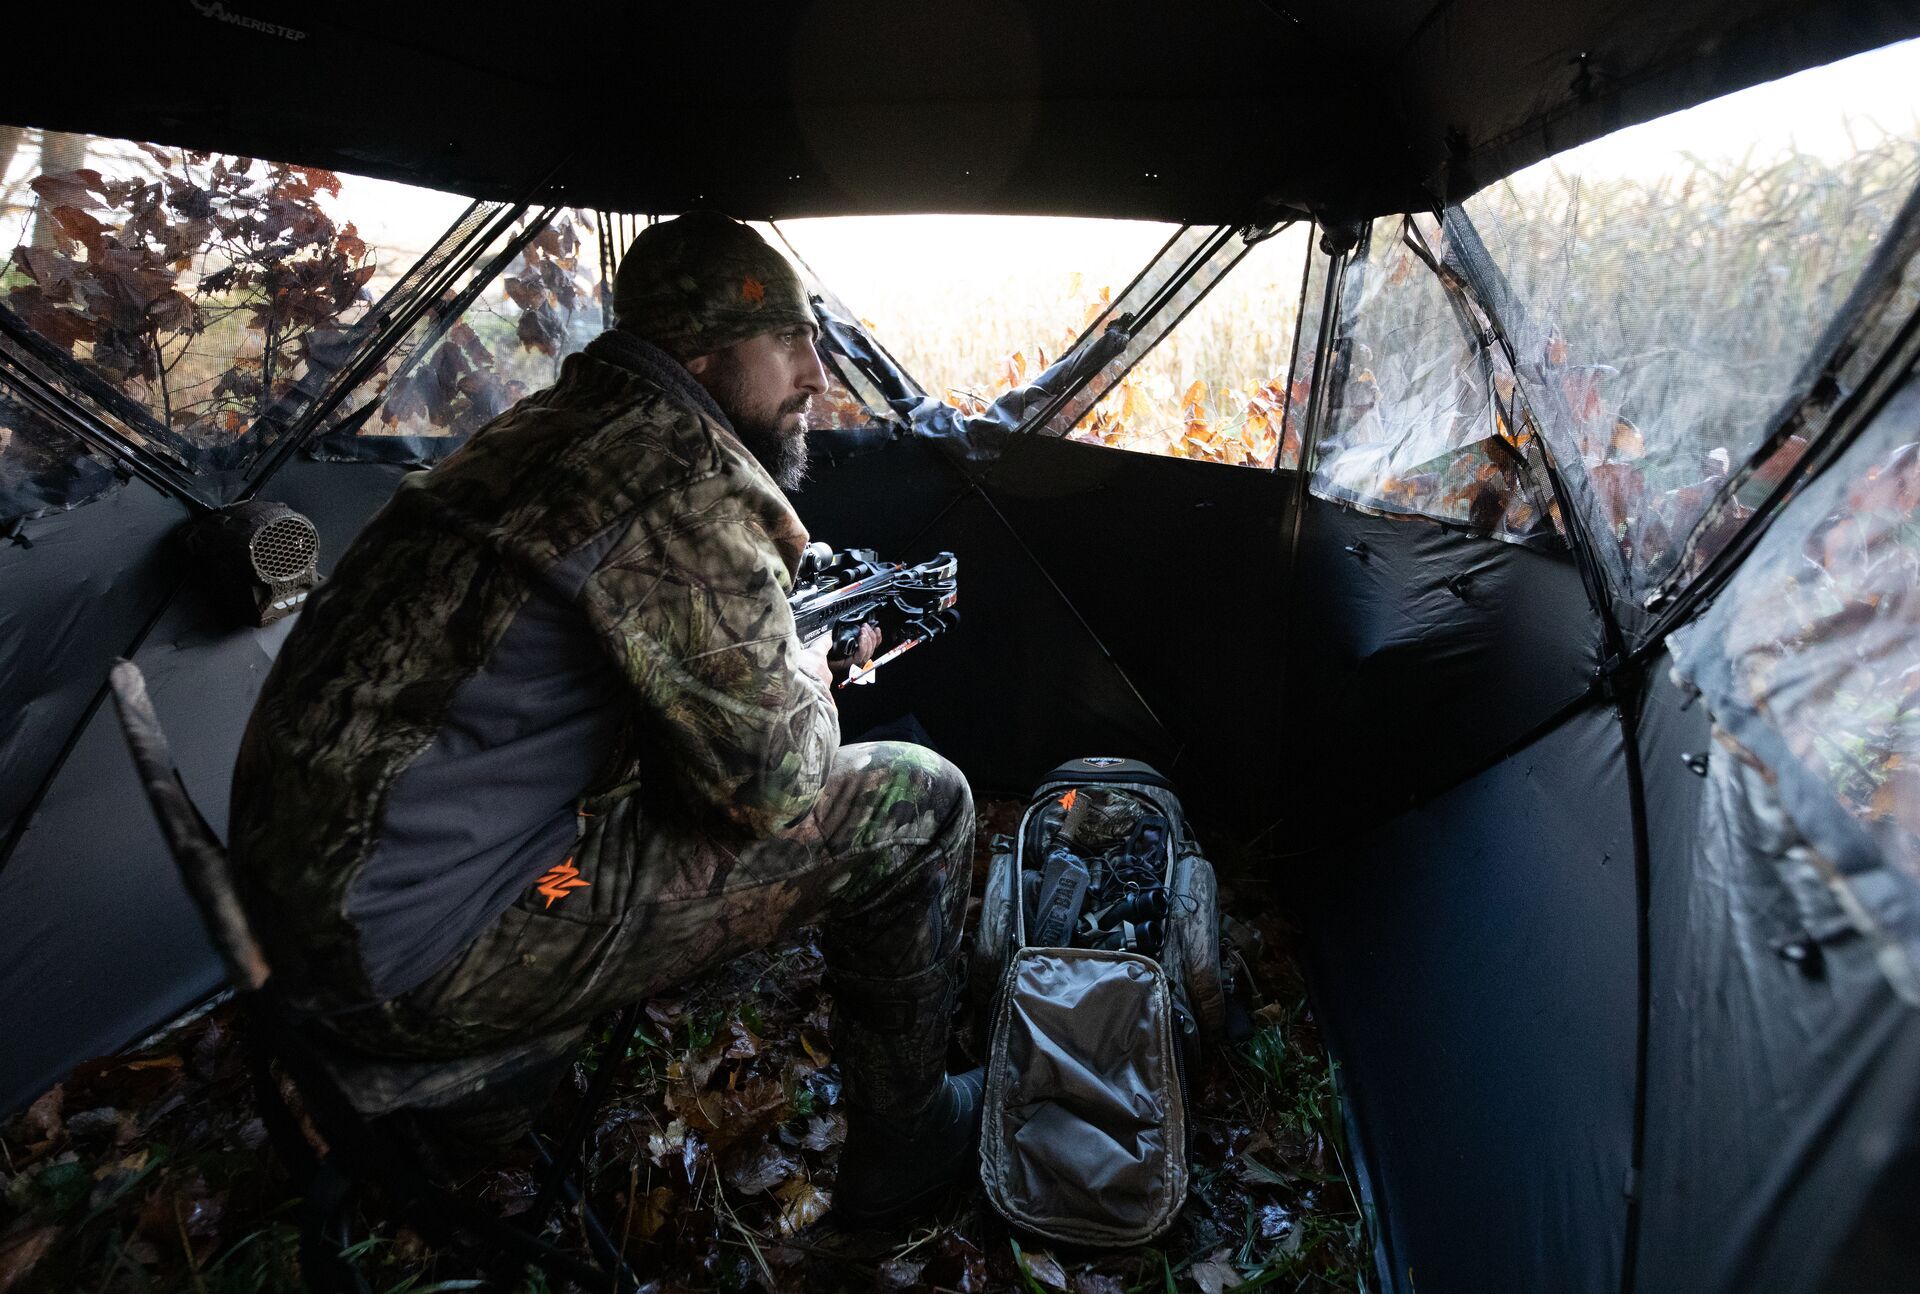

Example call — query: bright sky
[1553,36,1920,180]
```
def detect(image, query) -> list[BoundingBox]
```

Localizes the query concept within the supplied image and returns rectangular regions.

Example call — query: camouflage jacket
[230,331,840,1007]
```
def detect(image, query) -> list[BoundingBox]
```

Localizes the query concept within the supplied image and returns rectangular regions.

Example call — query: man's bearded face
[695,326,827,491]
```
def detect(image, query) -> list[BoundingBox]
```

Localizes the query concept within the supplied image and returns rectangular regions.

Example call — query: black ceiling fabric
[0,458,411,1114]
[7,3,1917,222]
[1296,701,1639,1294]
[1282,496,1603,831]
[0,483,187,854]
[1632,657,1920,1294]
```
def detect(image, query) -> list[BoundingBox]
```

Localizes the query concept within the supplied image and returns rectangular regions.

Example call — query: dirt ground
[0,803,1367,1293]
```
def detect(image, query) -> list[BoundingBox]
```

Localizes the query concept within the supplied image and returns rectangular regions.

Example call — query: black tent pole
[1278,220,1356,604]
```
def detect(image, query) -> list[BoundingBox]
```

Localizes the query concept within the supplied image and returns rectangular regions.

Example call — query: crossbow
[789,544,959,686]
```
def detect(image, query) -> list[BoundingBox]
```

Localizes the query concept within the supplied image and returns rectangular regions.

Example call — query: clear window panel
[1314,217,1558,543]
[1458,37,1920,589]
[0,389,118,523]
[1672,374,1920,984]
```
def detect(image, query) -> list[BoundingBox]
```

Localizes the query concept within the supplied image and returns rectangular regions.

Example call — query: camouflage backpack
[971,757,1227,1246]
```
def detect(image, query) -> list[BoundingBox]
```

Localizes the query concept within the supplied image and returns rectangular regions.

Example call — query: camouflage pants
[321,741,973,1114]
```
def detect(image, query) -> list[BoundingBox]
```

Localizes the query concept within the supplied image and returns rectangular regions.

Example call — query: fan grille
[249,514,319,583]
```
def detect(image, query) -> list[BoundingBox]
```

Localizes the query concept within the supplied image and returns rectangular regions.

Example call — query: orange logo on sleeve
[537,857,590,907]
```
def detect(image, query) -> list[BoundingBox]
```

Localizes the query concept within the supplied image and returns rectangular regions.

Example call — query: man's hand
[827,621,882,684]
[800,634,836,690]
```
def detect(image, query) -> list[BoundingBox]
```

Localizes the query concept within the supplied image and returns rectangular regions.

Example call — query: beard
[705,359,811,491]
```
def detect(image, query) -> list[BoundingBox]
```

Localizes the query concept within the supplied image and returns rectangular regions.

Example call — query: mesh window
[772,216,1177,413]
[1313,216,1558,544]
[0,388,118,524]
[0,127,472,473]
[314,209,606,459]
[1456,38,1920,594]
[320,212,899,464]
[1070,223,1311,468]
[1670,370,1920,993]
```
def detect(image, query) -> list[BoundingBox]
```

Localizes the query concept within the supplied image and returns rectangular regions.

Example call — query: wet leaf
[1189,1251,1242,1294]
[0,1224,59,1293]
[772,1177,829,1236]
[798,1112,845,1152]
[626,1185,677,1242]
[702,1076,789,1152]
[689,1017,763,1087]
[681,1128,709,1183]
[1020,1243,1069,1290]
[648,1117,689,1165]
[722,1142,797,1196]
[877,1258,926,1288]
[1235,1155,1295,1188]
[68,1053,183,1109]
[1071,1275,1125,1294]
[23,1086,63,1147]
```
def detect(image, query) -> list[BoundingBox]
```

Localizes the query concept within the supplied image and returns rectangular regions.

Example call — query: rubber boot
[400,1052,570,1180]
[829,958,984,1227]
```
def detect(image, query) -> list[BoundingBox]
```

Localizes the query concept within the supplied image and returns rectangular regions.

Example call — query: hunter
[228,212,980,1226]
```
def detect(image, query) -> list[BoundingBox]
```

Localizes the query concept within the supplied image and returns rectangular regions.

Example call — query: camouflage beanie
[612,212,815,359]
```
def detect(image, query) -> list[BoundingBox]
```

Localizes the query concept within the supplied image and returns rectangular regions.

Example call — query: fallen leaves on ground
[0,802,1365,1291]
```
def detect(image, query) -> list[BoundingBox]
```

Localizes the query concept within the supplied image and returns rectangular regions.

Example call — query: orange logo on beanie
[741,276,766,304]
